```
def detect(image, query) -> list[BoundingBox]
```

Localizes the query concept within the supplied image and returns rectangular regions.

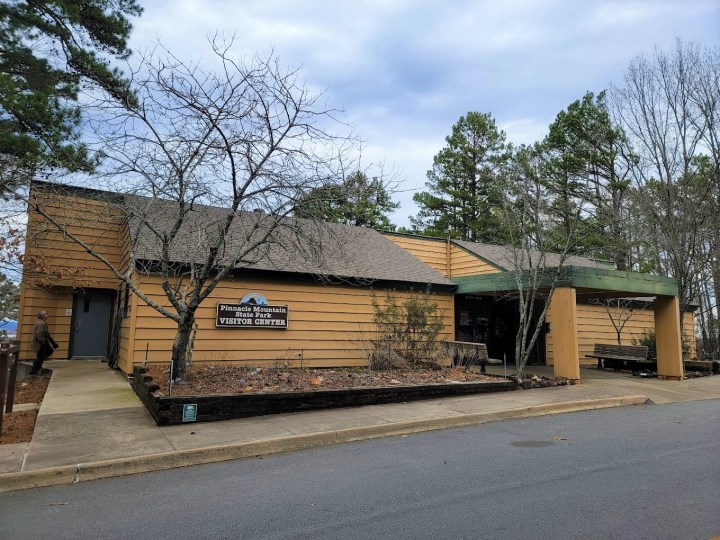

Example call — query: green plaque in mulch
[182,403,198,422]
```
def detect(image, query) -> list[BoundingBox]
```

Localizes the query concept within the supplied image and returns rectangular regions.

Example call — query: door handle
[75,321,80,333]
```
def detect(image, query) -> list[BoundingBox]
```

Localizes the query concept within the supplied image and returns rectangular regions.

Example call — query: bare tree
[612,40,720,352]
[589,298,649,345]
[613,40,704,186]
[691,45,720,359]
[696,276,719,360]
[27,37,355,380]
[498,143,596,376]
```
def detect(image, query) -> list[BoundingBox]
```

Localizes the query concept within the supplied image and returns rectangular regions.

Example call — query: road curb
[0,464,77,492]
[0,395,649,492]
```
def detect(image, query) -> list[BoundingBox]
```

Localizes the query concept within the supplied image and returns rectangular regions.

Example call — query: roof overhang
[134,260,458,294]
[452,266,679,298]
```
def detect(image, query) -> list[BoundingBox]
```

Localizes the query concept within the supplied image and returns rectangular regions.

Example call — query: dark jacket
[32,318,57,353]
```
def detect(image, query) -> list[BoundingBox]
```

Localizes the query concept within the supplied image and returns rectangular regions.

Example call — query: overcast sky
[129,0,720,227]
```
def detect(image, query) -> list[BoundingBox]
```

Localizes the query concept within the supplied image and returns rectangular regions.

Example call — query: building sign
[216,300,289,329]
[240,293,268,305]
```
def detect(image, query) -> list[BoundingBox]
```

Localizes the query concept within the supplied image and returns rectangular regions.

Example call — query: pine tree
[294,171,399,230]
[413,112,511,242]
[544,92,633,266]
[0,0,143,192]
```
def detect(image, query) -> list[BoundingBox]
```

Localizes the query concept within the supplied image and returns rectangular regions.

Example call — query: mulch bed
[146,364,500,397]
[0,410,39,445]
[0,373,51,445]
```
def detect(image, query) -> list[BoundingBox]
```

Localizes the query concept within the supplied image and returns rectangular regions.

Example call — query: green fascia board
[453,272,530,294]
[452,266,679,297]
[564,267,678,296]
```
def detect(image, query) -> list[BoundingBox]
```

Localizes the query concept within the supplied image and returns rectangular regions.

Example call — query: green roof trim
[452,266,679,298]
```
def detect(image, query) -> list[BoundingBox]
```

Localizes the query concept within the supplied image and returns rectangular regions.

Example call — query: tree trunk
[712,263,720,358]
[171,311,197,381]
[698,282,712,359]
[611,188,628,271]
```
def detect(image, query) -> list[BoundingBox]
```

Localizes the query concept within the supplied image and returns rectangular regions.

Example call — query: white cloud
[500,118,549,147]
[584,0,718,33]
[123,0,720,226]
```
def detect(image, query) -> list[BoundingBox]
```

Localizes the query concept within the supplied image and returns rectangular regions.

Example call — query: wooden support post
[0,349,6,435]
[654,297,684,380]
[5,347,18,413]
[549,287,580,381]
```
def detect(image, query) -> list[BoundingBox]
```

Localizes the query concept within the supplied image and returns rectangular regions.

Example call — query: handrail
[0,344,20,435]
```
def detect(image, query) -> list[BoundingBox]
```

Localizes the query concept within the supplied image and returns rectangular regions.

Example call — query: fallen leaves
[147,365,499,397]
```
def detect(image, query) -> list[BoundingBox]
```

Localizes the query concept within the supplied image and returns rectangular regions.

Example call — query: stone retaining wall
[132,366,516,425]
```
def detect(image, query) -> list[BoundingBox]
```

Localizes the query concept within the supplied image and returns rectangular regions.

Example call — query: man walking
[30,310,58,375]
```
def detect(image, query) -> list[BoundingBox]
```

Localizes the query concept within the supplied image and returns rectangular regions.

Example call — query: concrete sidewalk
[1,360,719,492]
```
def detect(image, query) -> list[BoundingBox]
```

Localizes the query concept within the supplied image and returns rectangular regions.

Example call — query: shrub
[633,329,694,360]
[369,287,444,369]
[632,330,656,360]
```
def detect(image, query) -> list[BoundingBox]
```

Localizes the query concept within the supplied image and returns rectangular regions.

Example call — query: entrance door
[71,289,114,358]
[454,295,547,365]
[455,295,517,362]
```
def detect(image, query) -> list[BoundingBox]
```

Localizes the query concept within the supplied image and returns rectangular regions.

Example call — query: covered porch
[452,266,684,381]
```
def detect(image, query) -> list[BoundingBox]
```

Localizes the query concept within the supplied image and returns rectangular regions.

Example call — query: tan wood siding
[126,275,455,370]
[449,245,500,277]
[546,302,697,365]
[385,236,500,278]
[116,287,138,373]
[24,191,127,290]
[20,190,129,362]
[118,222,133,275]
[384,236,449,275]
[682,312,697,359]
[16,283,73,361]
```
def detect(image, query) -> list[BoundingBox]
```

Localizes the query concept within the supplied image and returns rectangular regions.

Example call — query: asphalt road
[1,400,719,540]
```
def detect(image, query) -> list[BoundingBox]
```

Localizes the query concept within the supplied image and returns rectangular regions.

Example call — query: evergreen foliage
[294,171,398,230]
[543,91,633,267]
[0,0,142,192]
[632,330,656,361]
[0,272,19,320]
[412,112,511,242]
[369,288,444,368]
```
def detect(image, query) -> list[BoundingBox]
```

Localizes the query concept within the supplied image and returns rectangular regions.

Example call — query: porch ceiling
[451,266,678,298]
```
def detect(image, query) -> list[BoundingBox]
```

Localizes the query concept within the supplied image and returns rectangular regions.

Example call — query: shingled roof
[452,239,614,271]
[125,195,455,288]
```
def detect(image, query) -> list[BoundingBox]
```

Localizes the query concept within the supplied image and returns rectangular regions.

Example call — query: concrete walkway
[1,360,719,492]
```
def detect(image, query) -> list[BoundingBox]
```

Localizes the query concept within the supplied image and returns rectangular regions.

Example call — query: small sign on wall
[65,308,72,316]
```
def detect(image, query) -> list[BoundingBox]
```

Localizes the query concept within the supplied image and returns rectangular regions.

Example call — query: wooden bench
[684,359,720,373]
[586,344,651,372]
[442,341,502,373]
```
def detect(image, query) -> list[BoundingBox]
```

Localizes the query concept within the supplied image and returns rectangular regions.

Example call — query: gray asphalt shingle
[452,239,613,271]
[125,195,455,287]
